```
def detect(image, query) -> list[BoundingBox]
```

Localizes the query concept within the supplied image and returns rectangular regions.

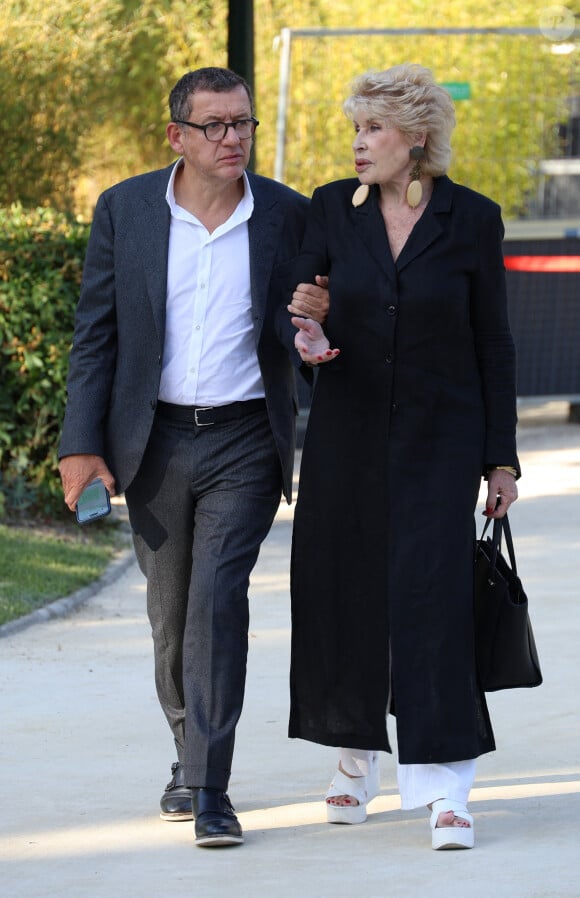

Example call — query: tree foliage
[0,205,90,516]
[252,1,578,217]
[0,0,129,210]
[0,0,227,213]
[0,0,577,214]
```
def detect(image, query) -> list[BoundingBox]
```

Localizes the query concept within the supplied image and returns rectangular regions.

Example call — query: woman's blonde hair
[343,63,456,176]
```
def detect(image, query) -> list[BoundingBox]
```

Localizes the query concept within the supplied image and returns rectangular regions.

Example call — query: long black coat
[289,176,520,764]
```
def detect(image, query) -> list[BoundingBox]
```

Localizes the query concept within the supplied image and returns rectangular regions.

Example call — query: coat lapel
[349,177,454,279]
[350,186,397,285]
[396,176,453,272]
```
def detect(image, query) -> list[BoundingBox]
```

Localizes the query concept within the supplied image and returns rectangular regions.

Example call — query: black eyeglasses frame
[172,117,259,142]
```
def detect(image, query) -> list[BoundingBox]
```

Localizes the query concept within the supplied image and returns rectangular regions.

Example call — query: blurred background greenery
[1,1,577,218]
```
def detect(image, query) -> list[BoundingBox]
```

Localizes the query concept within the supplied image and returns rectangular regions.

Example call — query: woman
[287,64,519,850]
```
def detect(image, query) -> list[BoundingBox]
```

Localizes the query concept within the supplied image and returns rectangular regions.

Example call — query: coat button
[387,305,396,315]
[385,354,393,364]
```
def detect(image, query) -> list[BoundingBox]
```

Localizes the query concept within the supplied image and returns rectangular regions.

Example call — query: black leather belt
[156,398,266,427]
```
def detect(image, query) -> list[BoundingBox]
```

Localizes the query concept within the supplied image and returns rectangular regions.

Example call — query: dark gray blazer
[59,165,309,502]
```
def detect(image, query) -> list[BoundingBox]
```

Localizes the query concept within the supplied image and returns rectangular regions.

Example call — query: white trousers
[338,748,476,810]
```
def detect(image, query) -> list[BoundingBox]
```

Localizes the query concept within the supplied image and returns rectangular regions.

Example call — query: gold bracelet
[494,465,517,477]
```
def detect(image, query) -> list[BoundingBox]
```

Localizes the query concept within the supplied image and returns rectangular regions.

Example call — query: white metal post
[275,28,292,182]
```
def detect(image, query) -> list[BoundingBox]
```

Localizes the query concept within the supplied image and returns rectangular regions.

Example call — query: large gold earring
[406,146,425,208]
[352,184,370,207]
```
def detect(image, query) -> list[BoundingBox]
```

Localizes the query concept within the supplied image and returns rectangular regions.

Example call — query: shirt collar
[165,159,254,225]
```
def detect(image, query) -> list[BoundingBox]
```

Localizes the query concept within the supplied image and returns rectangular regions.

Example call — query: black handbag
[474,514,542,691]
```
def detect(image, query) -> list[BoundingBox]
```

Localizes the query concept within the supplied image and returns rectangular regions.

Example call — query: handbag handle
[478,514,518,583]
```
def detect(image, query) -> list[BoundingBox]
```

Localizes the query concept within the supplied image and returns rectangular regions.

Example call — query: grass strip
[0,522,123,626]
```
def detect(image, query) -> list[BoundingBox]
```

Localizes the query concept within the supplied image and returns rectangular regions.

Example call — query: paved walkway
[1,401,579,897]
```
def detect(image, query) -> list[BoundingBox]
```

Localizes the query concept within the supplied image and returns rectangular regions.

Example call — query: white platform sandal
[325,756,380,825]
[430,799,474,850]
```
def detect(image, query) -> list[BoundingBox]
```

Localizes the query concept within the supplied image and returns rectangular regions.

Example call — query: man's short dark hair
[169,67,254,121]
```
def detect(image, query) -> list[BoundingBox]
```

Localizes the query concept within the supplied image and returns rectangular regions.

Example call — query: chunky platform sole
[325,756,380,825]
[430,799,474,850]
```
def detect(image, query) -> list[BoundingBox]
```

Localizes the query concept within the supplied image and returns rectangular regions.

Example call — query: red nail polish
[325,350,333,356]
[317,355,324,361]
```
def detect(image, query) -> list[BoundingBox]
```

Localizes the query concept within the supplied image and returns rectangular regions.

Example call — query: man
[59,67,325,848]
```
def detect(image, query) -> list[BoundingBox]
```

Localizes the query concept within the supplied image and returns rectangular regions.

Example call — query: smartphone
[76,478,111,524]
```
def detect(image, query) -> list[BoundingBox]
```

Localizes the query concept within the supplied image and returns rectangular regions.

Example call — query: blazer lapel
[136,168,283,348]
[247,174,284,342]
[139,169,172,344]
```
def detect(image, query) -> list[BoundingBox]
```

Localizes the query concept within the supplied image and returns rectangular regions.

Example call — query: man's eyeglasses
[173,118,259,142]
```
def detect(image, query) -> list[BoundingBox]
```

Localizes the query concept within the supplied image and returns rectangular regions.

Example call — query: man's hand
[291,316,340,366]
[59,454,116,512]
[288,275,329,324]
[483,468,518,519]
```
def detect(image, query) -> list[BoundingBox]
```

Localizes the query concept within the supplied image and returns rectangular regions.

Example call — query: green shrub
[0,205,89,518]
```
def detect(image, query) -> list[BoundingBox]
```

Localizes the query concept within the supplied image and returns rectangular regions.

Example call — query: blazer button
[385,354,393,364]
[387,305,396,315]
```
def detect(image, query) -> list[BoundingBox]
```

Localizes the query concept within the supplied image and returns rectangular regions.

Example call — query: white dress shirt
[158,161,265,406]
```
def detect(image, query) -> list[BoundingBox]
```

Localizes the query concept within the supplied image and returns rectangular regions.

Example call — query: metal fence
[275,26,579,220]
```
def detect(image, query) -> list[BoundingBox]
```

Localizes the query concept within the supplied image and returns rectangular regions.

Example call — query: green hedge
[0,205,90,518]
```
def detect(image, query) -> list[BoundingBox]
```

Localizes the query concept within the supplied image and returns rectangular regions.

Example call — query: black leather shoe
[159,762,193,821]
[192,788,244,847]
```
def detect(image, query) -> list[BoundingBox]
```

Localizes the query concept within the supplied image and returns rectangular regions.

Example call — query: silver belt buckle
[194,406,214,426]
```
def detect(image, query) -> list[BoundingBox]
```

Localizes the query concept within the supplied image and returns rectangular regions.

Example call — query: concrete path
[1,401,579,897]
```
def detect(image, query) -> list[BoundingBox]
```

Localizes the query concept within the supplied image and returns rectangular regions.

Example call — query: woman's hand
[483,468,518,519]
[291,316,340,365]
